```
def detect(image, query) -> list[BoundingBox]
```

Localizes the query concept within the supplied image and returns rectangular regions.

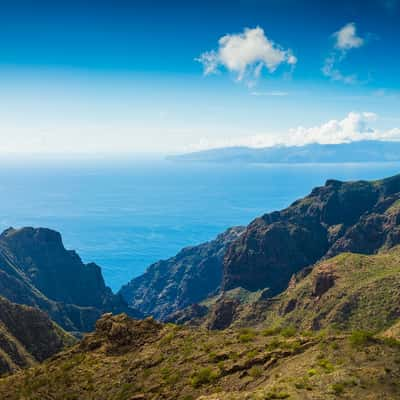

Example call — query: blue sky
[0,0,399,154]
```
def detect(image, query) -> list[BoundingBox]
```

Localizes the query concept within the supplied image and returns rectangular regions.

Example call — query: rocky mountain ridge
[121,174,400,324]
[223,174,400,294]
[0,227,142,333]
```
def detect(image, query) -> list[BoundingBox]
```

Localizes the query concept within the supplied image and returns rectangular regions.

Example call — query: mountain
[0,295,74,376]
[169,140,400,163]
[119,227,244,320]
[121,174,400,326]
[169,245,400,332]
[0,227,142,333]
[3,175,400,398]
[247,246,400,332]
[223,174,400,295]
[1,311,400,399]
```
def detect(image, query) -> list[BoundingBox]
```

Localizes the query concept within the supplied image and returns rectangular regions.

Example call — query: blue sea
[1,158,399,291]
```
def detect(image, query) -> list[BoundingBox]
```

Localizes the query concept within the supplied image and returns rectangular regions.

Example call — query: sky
[0,0,400,155]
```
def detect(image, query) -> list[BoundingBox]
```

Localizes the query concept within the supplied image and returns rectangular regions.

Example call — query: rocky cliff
[223,174,400,295]
[119,227,244,320]
[0,295,73,375]
[0,227,142,333]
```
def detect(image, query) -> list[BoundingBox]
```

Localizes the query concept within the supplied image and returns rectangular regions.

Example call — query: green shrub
[331,382,345,395]
[246,350,258,359]
[307,368,317,377]
[349,330,374,347]
[381,336,400,348]
[281,326,296,338]
[317,358,335,373]
[239,332,256,343]
[267,338,281,350]
[264,388,290,399]
[262,327,281,336]
[190,367,219,388]
[249,366,263,378]
[294,376,312,390]
[238,328,257,343]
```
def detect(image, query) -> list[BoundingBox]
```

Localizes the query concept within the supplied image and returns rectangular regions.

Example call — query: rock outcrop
[0,227,142,333]
[80,313,162,354]
[119,227,244,320]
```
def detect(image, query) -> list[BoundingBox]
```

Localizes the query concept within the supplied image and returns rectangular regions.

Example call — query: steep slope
[120,227,244,320]
[223,174,400,295]
[226,246,400,331]
[0,227,141,333]
[1,313,400,399]
[0,296,74,376]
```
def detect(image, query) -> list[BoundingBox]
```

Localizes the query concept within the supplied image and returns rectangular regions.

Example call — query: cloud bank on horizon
[186,112,400,152]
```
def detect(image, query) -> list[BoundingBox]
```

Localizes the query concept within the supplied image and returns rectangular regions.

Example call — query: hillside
[223,174,400,295]
[169,141,400,163]
[0,296,73,376]
[120,227,244,320]
[0,227,141,333]
[175,246,400,332]
[1,312,400,399]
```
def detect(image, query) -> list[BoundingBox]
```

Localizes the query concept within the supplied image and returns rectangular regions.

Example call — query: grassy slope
[3,247,400,398]
[234,246,400,333]
[1,314,400,399]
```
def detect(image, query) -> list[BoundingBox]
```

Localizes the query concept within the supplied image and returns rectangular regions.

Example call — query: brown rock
[208,299,239,330]
[312,268,335,297]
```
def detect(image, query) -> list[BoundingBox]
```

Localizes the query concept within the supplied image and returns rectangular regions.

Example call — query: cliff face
[0,227,141,333]
[119,227,244,320]
[223,175,400,294]
[0,296,73,376]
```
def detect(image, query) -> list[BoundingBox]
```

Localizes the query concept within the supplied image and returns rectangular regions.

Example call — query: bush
[307,368,317,377]
[317,358,335,373]
[349,330,374,347]
[331,382,345,395]
[249,366,263,378]
[262,327,281,336]
[190,367,219,388]
[238,328,256,343]
[381,336,400,348]
[281,326,297,338]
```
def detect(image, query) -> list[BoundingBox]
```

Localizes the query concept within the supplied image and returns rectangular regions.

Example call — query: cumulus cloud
[196,27,297,85]
[188,112,400,151]
[334,22,364,50]
[323,23,365,84]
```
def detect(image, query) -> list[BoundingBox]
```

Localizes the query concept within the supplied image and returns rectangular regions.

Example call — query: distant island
[169,140,400,163]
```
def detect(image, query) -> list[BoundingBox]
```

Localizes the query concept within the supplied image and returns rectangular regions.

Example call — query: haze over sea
[1,158,399,291]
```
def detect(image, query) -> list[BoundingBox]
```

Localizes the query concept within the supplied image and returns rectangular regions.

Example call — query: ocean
[1,158,399,291]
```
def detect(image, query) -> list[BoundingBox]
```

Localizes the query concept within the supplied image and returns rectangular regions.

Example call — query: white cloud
[334,22,364,50]
[187,112,400,151]
[196,27,296,85]
[323,23,365,84]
